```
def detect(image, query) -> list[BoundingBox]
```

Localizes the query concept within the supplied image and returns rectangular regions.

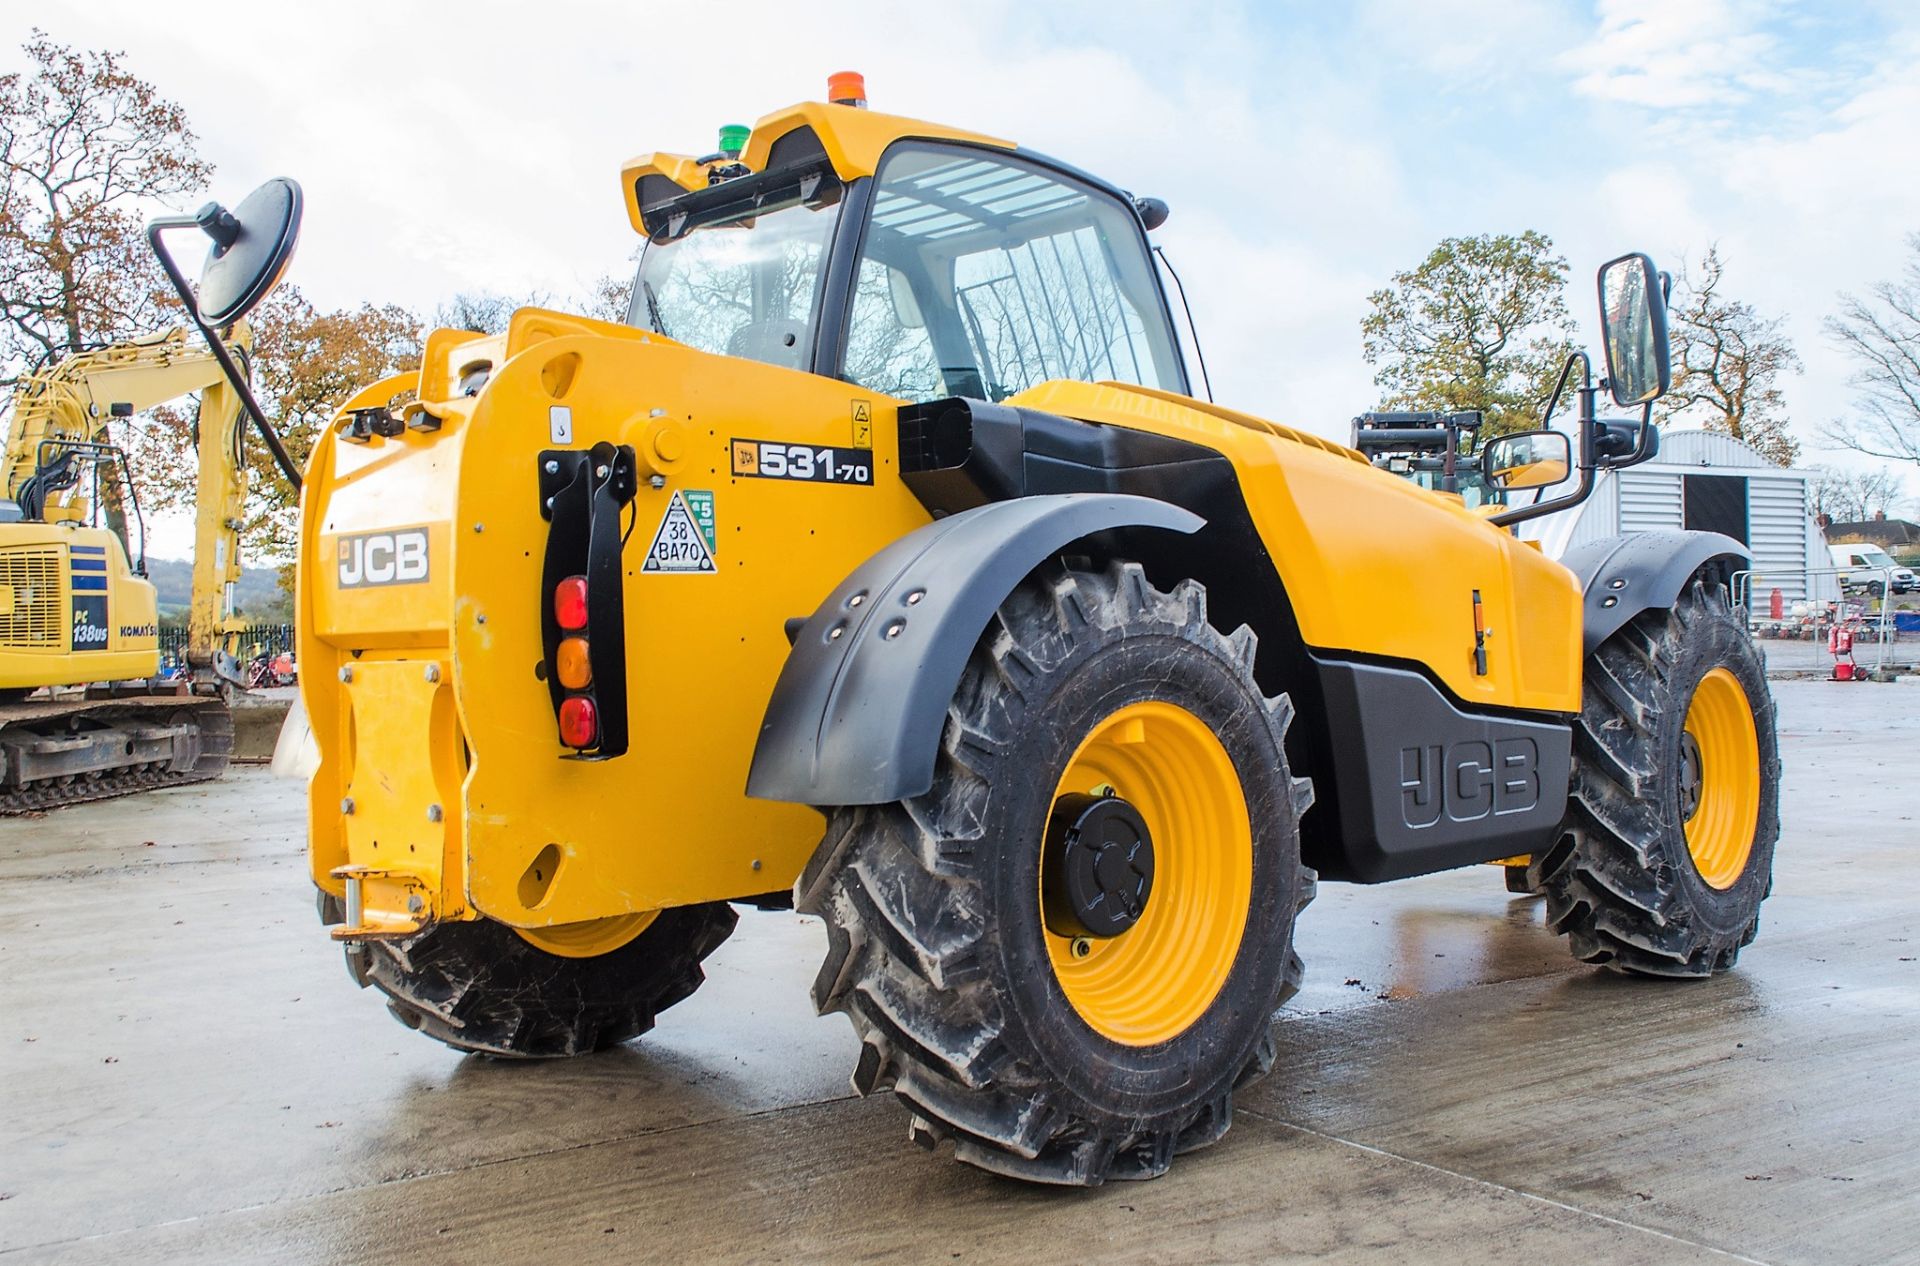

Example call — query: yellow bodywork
[304,101,1582,938]
[0,522,159,688]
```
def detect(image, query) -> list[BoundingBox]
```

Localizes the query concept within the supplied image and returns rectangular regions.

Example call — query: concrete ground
[1,680,1916,1265]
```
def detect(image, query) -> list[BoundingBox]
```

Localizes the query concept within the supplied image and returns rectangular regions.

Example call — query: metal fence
[1732,567,1905,676]
[158,623,296,660]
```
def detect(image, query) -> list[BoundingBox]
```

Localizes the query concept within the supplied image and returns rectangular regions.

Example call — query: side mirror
[193,177,303,326]
[1481,429,1572,490]
[1597,252,1671,408]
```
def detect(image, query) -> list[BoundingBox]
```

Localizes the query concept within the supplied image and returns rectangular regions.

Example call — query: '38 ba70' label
[336,528,431,588]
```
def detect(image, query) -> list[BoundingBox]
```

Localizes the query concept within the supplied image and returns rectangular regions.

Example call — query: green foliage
[1361,231,1576,436]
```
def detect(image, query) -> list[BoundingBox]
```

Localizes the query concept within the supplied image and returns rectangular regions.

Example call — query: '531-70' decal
[731,439,872,486]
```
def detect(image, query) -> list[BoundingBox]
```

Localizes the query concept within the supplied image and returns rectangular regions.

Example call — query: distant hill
[143,557,290,621]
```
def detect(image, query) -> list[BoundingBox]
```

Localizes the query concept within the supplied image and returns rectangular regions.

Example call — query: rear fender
[745,493,1201,806]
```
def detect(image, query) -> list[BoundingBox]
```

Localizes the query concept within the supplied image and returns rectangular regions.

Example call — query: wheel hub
[1042,792,1155,938]
[1678,730,1703,822]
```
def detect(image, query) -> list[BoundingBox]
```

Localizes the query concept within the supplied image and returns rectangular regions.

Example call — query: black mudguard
[746,493,1202,806]
[1562,531,1750,655]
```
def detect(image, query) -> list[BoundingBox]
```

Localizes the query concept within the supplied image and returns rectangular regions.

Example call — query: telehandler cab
[302,75,1779,1185]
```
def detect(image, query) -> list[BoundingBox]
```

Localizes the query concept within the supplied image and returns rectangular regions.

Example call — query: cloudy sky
[12,0,1919,553]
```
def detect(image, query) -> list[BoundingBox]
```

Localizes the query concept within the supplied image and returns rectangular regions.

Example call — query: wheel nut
[1071,937,1093,959]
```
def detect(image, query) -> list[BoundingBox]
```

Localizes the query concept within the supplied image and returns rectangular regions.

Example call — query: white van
[1830,543,1916,594]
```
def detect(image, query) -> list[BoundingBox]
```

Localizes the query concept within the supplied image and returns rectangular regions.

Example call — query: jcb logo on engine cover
[1399,738,1539,827]
[337,529,430,589]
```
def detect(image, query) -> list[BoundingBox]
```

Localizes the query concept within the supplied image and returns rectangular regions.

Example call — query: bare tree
[432,289,552,335]
[1824,233,1920,467]
[0,31,210,380]
[1808,463,1912,523]
[1657,245,1802,465]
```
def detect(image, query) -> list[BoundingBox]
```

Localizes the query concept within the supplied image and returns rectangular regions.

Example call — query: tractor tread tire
[353,904,737,1058]
[1534,578,1779,977]
[798,562,1314,1186]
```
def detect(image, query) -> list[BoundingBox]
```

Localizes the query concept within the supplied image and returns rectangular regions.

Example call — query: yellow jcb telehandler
[298,76,1778,1185]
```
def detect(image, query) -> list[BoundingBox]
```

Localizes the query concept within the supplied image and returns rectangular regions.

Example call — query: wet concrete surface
[1,679,1915,1264]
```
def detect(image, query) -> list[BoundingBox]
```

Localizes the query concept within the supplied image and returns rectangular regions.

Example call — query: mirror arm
[147,216,303,493]
[1489,352,1595,529]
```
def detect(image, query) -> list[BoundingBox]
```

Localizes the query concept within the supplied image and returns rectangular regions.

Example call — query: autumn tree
[0,30,209,383]
[129,284,422,559]
[1655,246,1802,465]
[1825,234,1920,468]
[1361,231,1577,435]
[1808,464,1911,523]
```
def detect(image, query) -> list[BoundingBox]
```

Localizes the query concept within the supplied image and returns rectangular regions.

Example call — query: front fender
[745,493,1202,806]
[1563,530,1749,655]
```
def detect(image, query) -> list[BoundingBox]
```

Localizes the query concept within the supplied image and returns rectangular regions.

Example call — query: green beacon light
[718,125,750,160]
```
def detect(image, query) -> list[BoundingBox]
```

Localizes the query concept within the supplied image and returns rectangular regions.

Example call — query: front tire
[1534,578,1780,975]
[798,562,1315,1185]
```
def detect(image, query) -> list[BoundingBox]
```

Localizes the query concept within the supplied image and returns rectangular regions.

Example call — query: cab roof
[619,101,1013,237]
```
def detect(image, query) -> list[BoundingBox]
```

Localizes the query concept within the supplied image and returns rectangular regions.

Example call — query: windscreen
[842,145,1183,403]
[628,188,842,372]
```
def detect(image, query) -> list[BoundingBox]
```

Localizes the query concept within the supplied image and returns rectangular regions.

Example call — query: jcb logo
[1399,738,1539,827]
[337,529,430,589]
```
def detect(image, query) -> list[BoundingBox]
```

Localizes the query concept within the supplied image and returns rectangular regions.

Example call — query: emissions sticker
[731,439,873,486]
[642,491,717,574]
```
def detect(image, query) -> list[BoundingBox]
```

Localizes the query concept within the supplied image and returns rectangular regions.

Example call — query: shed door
[1683,474,1749,546]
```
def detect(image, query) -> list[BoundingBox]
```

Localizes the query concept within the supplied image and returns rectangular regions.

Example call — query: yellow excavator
[0,180,305,812]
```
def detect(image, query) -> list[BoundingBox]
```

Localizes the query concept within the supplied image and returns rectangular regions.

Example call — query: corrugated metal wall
[1748,476,1813,602]
[1620,472,1685,532]
[1517,429,1832,609]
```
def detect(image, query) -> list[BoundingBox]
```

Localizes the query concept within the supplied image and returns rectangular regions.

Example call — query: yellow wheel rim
[1680,667,1761,890]
[1043,700,1253,1047]
[514,910,658,958]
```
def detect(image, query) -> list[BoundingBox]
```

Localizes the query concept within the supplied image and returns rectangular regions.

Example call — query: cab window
[843,145,1183,402]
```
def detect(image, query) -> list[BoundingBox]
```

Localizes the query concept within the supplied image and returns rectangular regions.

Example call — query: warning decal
[642,491,717,573]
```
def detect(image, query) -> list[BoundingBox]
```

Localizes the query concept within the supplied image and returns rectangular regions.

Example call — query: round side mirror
[194,177,303,327]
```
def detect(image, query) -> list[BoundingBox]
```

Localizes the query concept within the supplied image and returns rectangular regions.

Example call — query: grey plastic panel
[1562,530,1749,654]
[746,493,1202,806]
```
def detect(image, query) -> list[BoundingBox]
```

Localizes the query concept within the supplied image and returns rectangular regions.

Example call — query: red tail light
[554,575,589,630]
[557,696,598,748]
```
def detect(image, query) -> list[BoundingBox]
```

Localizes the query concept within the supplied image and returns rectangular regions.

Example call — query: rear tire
[1535,578,1779,975]
[798,562,1315,1185]
[353,905,737,1057]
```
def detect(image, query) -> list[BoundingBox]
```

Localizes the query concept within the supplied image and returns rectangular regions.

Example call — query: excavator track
[0,695,233,815]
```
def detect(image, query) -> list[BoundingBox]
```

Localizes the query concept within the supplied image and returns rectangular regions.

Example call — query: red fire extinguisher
[1829,621,1859,680]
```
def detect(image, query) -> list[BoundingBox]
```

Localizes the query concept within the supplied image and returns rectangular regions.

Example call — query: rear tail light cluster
[536,441,638,760]
[552,576,598,745]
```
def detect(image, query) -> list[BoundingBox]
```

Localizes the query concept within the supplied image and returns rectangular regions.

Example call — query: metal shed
[1520,429,1834,604]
